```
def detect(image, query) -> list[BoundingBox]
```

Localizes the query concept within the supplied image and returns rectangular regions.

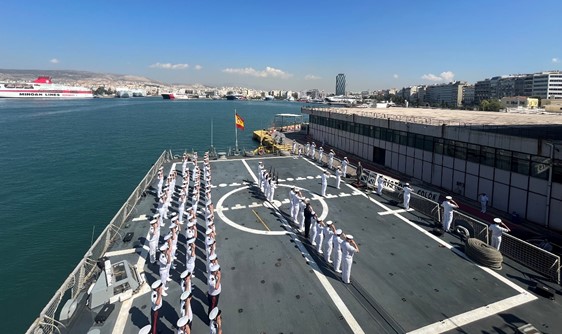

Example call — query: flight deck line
[241,158,366,334]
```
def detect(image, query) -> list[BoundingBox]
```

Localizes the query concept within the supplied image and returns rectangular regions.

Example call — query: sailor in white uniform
[489,218,510,250]
[328,149,335,169]
[333,229,344,273]
[257,162,264,186]
[341,234,359,284]
[292,140,297,155]
[289,187,296,221]
[479,193,489,213]
[376,175,384,196]
[150,280,163,334]
[441,196,459,232]
[335,167,342,189]
[148,219,160,264]
[209,307,223,334]
[321,170,329,197]
[315,219,325,254]
[293,189,302,223]
[310,211,318,246]
[185,238,196,274]
[158,244,170,295]
[181,270,192,293]
[298,197,306,231]
[268,177,277,202]
[208,264,222,314]
[311,142,316,159]
[323,221,335,263]
[305,142,311,157]
[342,157,349,178]
[318,146,324,162]
[402,183,413,210]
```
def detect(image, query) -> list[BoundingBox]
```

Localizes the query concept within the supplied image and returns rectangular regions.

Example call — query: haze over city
[1,0,561,91]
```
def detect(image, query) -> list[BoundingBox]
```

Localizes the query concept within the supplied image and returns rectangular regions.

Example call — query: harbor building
[302,106,562,231]
[425,81,466,108]
[336,73,346,96]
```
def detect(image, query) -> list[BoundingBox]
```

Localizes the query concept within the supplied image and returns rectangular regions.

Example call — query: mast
[235,109,239,153]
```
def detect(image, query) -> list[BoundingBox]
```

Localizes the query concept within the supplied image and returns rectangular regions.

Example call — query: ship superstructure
[0,76,93,98]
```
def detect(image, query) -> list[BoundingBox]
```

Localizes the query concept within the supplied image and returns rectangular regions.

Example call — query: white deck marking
[281,198,291,204]
[286,177,294,181]
[248,202,262,208]
[242,158,365,333]
[378,208,414,216]
[231,204,246,210]
[277,178,286,182]
[296,177,307,180]
[307,176,315,179]
[219,183,227,187]
[339,192,351,197]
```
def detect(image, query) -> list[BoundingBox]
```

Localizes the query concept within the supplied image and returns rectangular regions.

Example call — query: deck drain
[140,305,147,310]
[392,236,396,239]
[231,267,235,270]
[261,280,266,284]
[277,300,280,303]
[427,263,432,267]
[238,308,243,313]
[434,289,439,292]
[390,252,395,256]
[275,262,282,267]
[389,273,394,276]
[249,247,253,250]
[277,258,282,262]
[296,295,300,299]
[225,237,229,240]
[402,298,407,302]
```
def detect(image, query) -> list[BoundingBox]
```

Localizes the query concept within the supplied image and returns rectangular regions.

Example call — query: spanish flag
[235,113,245,130]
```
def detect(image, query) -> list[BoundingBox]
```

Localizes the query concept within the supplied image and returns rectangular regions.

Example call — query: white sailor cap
[177,315,190,327]
[164,233,172,241]
[159,243,169,251]
[493,218,502,223]
[149,219,158,224]
[180,290,192,302]
[445,196,452,200]
[210,263,220,272]
[209,253,217,261]
[181,270,191,279]
[151,279,162,290]
[324,170,329,173]
[206,200,212,206]
[346,234,354,240]
[305,198,310,203]
[170,212,178,218]
[153,213,160,219]
[158,166,164,170]
[259,161,263,165]
[187,238,196,245]
[169,223,177,229]
[326,220,333,226]
[187,221,196,227]
[336,229,342,235]
[405,183,410,186]
[209,307,220,320]
[206,238,215,246]
[205,228,213,235]
[206,220,215,227]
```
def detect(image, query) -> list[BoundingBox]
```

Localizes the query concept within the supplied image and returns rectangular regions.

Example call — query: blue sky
[1,0,560,92]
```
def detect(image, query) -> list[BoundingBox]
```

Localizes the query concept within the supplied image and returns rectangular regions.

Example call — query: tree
[479,99,502,111]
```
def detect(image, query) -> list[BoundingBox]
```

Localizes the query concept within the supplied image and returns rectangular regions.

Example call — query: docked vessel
[0,76,93,98]
[225,93,246,100]
[161,92,190,100]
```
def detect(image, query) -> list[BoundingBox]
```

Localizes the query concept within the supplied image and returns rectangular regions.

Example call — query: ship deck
[64,155,562,334]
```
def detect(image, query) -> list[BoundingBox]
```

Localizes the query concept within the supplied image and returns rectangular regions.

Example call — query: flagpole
[235,109,239,153]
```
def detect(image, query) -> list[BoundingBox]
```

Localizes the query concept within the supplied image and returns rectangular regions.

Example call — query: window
[434,138,444,154]
[399,131,408,145]
[444,140,455,157]
[455,142,467,160]
[481,147,495,167]
[467,144,480,163]
[553,161,562,183]
[511,152,530,175]
[495,149,512,170]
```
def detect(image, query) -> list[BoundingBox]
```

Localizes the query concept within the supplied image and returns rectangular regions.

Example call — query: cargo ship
[0,76,93,98]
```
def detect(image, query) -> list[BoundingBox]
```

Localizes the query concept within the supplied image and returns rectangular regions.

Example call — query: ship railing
[301,145,561,283]
[349,162,560,283]
[26,150,172,334]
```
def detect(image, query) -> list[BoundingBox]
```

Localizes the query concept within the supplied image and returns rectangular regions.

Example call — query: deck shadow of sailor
[129,306,149,329]
[190,284,211,325]
[159,299,179,333]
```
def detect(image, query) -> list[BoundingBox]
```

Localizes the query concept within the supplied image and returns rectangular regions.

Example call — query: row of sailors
[303,142,350,176]
[147,152,223,333]
[257,161,277,202]
[305,206,360,284]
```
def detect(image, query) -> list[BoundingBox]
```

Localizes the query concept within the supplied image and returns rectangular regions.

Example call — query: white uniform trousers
[321,182,327,197]
[342,256,353,284]
[316,228,324,253]
[324,238,333,263]
[443,212,454,231]
[334,248,343,272]
[336,175,341,189]
[491,236,502,250]
[298,207,305,230]
[403,194,411,210]
[311,223,318,246]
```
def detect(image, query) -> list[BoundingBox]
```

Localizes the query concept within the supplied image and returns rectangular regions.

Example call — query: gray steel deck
[65,155,562,334]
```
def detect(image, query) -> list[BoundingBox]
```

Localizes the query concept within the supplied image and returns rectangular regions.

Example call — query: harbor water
[0,98,303,333]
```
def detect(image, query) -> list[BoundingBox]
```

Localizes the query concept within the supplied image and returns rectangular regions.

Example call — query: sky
[1,0,561,92]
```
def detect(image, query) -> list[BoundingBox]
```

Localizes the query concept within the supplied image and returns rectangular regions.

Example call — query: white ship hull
[0,76,93,99]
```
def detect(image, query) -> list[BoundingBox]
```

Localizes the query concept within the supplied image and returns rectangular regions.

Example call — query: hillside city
[1,69,561,112]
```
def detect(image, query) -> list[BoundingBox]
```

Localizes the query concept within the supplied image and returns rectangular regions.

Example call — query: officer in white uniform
[268,177,277,202]
[289,187,296,221]
[333,229,344,273]
[441,196,459,232]
[342,157,349,177]
[180,290,193,323]
[158,244,170,296]
[479,193,489,213]
[305,142,311,156]
[341,234,359,284]
[402,183,413,210]
[376,175,384,196]
[311,142,316,159]
[335,167,342,189]
[181,270,192,293]
[328,149,335,169]
[318,146,324,162]
[209,307,223,334]
[298,197,306,231]
[321,170,329,197]
[489,218,510,250]
[323,221,335,263]
[310,211,318,246]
